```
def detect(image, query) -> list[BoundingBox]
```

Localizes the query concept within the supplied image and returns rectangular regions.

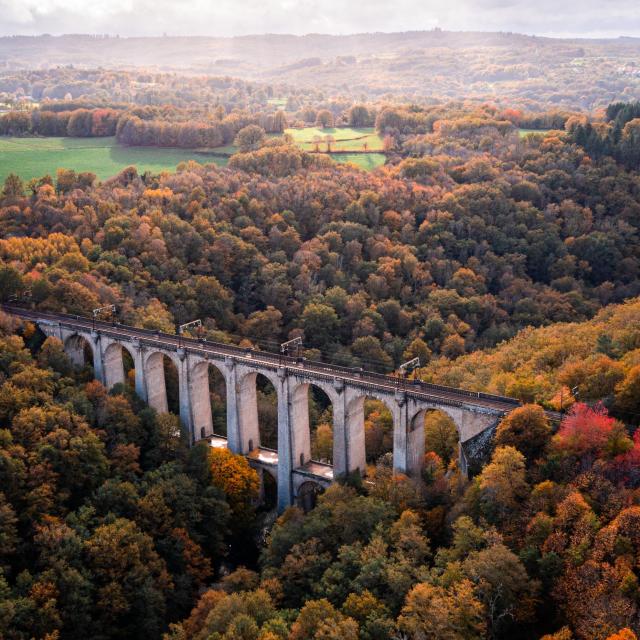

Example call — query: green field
[0,128,386,182]
[285,126,384,152]
[518,128,552,137]
[332,153,387,170]
[0,136,228,182]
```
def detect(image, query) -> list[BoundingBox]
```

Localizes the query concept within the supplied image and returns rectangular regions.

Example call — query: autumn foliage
[553,402,632,461]
[2,81,640,639]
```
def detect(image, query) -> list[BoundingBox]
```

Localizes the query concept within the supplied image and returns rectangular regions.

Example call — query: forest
[2,34,640,639]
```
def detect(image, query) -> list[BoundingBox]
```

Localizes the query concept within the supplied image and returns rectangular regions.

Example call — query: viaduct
[5,306,535,512]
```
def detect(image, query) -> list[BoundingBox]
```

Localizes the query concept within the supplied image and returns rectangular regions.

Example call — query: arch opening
[363,398,394,465]
[103,342,135,390]
[409,408,459,480]
[122,348,135,389]
[163,356,180,415]
[296,481,324,513]
[190,361,227,442]
[256,374,278,450]
[237,371,278,454]
[145,351,180,416]
[309,386,333,463]
[290,382,335,469]
[344,394,395,478]
[64,334,94,371]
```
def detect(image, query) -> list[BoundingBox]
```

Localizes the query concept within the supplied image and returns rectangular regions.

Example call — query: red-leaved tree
[553,402,632,467]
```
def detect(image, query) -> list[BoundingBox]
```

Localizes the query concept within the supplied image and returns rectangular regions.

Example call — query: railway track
[2,304,562,421]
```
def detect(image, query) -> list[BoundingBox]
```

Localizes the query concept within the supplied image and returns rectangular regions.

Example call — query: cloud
[0,0,638,38]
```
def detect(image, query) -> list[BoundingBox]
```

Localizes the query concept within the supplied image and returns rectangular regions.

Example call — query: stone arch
[344,392,396,475]
[408,403,461,434]
[309,384,334,464]
[290,383,310,468]
[261,465,278,483]
[296,480,324,513]
[64,333,94,369]
[102,341,136,389]
[289,380,338,469]
[189,359,228,441]
[236,368,280,454]
[144,350,181,415]
[407,406,460,477]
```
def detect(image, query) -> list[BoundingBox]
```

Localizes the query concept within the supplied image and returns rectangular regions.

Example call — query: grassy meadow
[0,126,386,182]
[284,126,384,152]
[518,128,553,137]
[0,136,228,182]
[332,153,387,170]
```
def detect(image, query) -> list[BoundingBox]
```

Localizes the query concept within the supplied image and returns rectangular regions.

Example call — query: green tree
[37,336,73,376]
[424,411,458,465]
[194,276,234,327]
[244,306,283,342]
[402,337,431,367]
[235,125,267,152]
[614,365,640,422]
[315,110,334,128]
[0,265,24,302]
[462,543,538,635]
[0,493,17,563]
[84,518,173,638]
[348,105,370,128]
[351,336,393,372]
[290,598,356,640]
[301,303,340,350]
[494,404,552,464]
[477,446,529,524]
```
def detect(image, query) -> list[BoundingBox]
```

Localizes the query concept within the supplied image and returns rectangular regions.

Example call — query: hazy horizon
[0,0,639,40]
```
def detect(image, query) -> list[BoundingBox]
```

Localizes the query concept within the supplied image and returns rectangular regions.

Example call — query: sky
[0,0,639,39]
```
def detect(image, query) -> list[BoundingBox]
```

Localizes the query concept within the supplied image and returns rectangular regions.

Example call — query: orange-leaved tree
[208,447,259,533]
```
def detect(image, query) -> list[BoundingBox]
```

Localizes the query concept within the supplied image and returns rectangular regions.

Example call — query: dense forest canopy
[2,28,640,640]
[1,104,639,372]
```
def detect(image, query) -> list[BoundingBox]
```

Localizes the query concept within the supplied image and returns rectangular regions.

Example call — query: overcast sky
[1,0,639,39]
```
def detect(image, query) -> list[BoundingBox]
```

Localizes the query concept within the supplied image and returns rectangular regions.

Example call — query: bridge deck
[2,304,546,417]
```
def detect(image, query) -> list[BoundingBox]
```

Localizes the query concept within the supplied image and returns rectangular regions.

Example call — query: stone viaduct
[5,306,530,512]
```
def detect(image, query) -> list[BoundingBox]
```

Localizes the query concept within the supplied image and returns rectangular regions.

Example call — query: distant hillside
[2,31,640,108]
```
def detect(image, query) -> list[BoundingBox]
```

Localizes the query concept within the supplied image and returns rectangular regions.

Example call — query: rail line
[2,304,560,420]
